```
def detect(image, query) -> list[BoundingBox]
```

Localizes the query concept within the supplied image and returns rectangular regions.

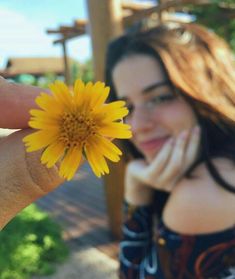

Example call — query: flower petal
[59,147,82,180]
[102,107,129,122]
[35,93,64,115]
[91,86,110,109]
[41,141,65,167]
[84,144,103,177]
[90,136,121,162]
[30,109,61,120]
[74,79,85,104]
[23,130,58,152]
[29,120,59,130]
[49,81,72,107]
[99,123,132,139]
[87,141,109,174]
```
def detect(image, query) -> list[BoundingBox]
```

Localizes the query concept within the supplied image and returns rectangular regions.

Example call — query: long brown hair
[143,23,235,123]
[105,22,235,193]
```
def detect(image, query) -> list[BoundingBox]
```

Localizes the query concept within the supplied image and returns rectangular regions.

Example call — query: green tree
[81,59,94,83]
[187,0,235,51]
[70,62,83,84]
[36,72,58,88]
[70,60,94,84]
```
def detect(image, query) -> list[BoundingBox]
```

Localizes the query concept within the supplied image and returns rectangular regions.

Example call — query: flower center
[59,111,97,147]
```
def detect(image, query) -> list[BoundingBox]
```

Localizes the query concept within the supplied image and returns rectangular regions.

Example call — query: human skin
[0,77,64,229]
[0,76,48,129]
[112,55,198,162]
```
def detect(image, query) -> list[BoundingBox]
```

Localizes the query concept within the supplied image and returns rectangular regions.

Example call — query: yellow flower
[23,79,132,180]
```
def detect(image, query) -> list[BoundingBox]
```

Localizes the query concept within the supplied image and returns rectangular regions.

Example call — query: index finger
[146,138,174,175]
[0,77,49,129]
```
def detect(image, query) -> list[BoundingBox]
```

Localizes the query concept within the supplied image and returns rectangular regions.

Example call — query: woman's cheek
[152,102,197,135]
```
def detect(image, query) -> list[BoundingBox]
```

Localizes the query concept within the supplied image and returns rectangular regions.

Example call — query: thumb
[0,129,64,229]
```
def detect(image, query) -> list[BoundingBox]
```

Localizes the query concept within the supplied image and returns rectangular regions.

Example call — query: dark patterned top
[119,191,235,279]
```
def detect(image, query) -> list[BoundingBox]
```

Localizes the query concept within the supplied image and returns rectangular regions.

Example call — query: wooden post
[158,0,164,22]
[62,41,70,85]
[87,0,123,81]
[87,0,125,239]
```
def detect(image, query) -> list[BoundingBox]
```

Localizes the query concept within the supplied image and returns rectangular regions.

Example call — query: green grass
[0,204,69,279]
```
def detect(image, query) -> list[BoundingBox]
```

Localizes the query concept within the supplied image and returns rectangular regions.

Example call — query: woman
[105,22,235,279]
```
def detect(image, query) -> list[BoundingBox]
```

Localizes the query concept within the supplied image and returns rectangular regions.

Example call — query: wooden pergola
[47,0,235,239]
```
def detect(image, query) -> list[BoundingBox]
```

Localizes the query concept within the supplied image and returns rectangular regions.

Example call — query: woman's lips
[138,137,170,152]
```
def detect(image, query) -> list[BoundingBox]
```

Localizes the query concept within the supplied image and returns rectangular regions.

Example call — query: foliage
[187,0,235,51]
[0,204,69,279]
[13,59,94,87]
[70,59,94,84]
[36,72,59,88]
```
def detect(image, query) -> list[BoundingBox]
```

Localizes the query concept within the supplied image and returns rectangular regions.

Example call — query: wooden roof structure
[0,57,76,78]
[47,0,235,239]
[47,0,235,84]
[48,1,235,43]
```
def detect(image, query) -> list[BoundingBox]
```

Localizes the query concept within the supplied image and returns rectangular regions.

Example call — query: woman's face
[112,54,198,161]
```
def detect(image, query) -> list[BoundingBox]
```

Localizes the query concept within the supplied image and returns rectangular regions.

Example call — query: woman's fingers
[161,126,200,185]
[183,126,201,172]
[128,159,148,179]
[147,137,174,176]
[126,126,200,192]
[159,130,189,183]
[128,138,174,182]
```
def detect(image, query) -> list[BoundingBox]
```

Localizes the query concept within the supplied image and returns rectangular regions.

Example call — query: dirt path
[32,244,119,279]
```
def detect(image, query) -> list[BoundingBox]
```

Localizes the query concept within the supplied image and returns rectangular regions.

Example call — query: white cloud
[0,7,91,68]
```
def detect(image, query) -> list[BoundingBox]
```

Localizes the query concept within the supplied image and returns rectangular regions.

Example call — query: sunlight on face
[113,54,198,161]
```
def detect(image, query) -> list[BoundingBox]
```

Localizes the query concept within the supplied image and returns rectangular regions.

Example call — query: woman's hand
[124,165,155,206]
[125,126,200,195]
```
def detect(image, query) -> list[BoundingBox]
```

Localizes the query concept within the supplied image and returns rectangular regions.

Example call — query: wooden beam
[47,29,64,34]
[53,30,86,44]
[122,0,215,27]
[62,41,70,85]
[158,0,164,22]
[87,0,123,81]
[123,6,156,27]
[122,1,154,12]
[87,0,124,239]
[60,25,86,32]
[49,0,235,44]
[155,0,211,11]
[74,19,88,27]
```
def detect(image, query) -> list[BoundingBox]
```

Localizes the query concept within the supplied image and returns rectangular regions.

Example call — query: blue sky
[0,0,91,68]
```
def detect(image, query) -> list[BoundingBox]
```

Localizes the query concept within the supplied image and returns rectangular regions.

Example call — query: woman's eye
[148,94,175,106]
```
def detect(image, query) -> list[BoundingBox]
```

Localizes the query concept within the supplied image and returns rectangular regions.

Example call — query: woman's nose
[130,107,154,133]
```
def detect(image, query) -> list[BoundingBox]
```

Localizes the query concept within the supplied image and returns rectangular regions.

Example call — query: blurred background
[0,1,234,278]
